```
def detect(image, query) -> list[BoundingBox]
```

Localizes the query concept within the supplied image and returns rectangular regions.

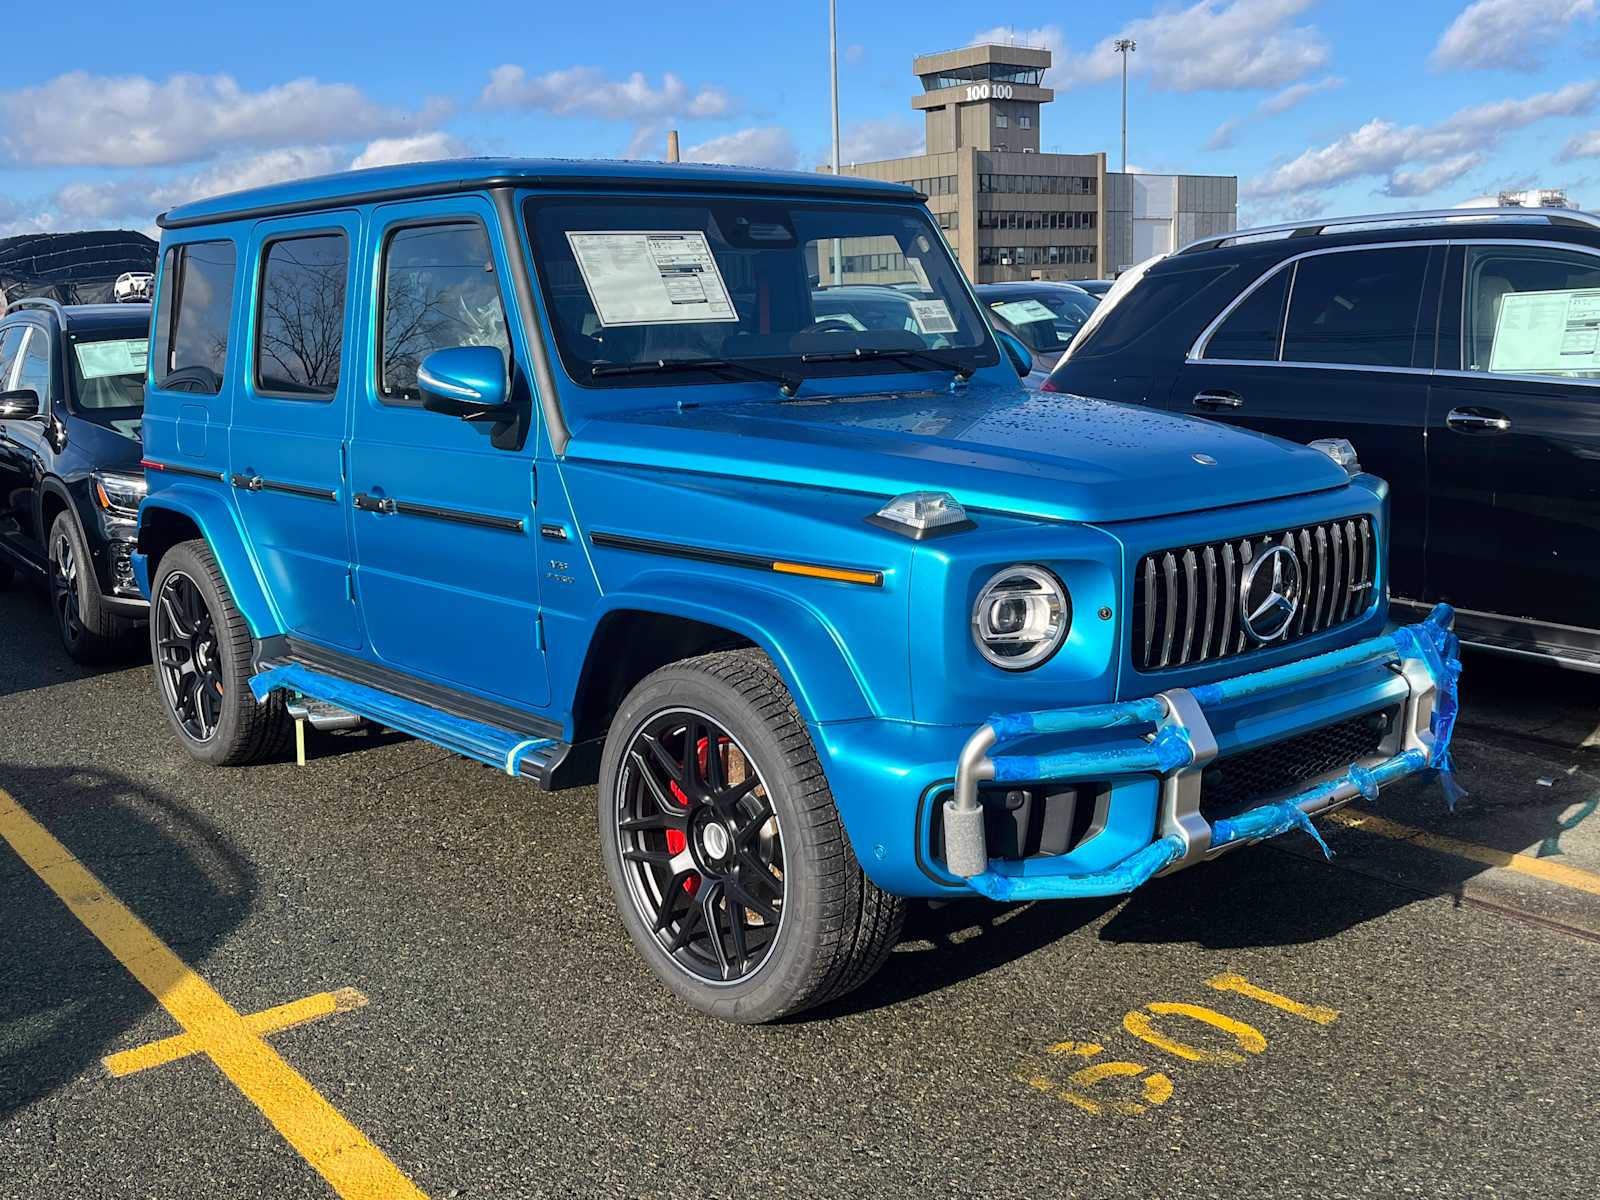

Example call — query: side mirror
[417,347,513,421]
[0,389,40,418]
[995,331,1032,379]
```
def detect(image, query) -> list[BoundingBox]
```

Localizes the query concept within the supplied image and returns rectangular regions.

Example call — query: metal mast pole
[1115,39,1136,174]
[829,0,842,284]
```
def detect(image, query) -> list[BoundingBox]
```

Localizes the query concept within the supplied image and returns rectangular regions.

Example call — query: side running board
[249,663,568,786]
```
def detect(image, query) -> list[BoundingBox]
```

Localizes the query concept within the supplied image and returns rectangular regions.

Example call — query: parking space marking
[1328,809,1600,896]
[0,789,428,1200]
[103,987,370,1078]
[1204,973,1340,1023]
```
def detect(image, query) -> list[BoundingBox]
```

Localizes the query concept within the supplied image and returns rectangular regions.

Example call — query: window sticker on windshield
[566,231,736,327]
[990,299,1056,325]
[909,298,957,335]
[74,339,148,380]
[1490,287,1600,374]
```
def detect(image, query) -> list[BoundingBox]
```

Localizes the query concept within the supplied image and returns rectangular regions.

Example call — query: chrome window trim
[1188,239,1448,363]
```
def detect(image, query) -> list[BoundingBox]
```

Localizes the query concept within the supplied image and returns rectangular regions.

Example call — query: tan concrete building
[826,43,1236,284]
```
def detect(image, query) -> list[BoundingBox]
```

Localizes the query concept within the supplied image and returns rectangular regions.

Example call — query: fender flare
[136,485,283,638]
[586,570,882,725]
[35,475,81,546]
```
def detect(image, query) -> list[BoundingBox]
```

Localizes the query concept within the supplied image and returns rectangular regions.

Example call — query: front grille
[1200,710,1392,822]
[1132,515,1376,672]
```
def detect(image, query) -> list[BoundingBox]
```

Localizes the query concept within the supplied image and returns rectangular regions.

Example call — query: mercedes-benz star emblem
[1192,452,1217,466]
[1239,544,1302,642]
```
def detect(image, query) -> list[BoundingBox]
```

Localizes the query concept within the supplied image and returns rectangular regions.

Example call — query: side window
[15,327,51,400]
[1464,244,1600,378]
[256,233,349,398]
[1203,266,1289,361]
[378,222,510,405]
[152,240,237,393]
[1281,246,1429,368]
[0,325,26,390]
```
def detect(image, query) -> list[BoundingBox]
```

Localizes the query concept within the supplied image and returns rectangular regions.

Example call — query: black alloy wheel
[50,527,85,648]
[614,708,786,985]
[154,570,225,742]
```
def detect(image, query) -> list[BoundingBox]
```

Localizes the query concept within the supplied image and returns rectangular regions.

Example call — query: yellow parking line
[104,987,369,1078]
[0,789,427,1200]
[1327,809,1600,897]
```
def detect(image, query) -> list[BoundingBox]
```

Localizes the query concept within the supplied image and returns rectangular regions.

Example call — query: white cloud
[0,72,446,168]
[1246,81,1599,198]
[682,127,798,170]
[1386,153,1486,197]
[350,132,472,170]
[975,1,1328,94]
[1563,129,1600,158]
[1432,0,1596,72]
[1207,75,1343,150]
[837,119,924,164]
[480,65,731,120]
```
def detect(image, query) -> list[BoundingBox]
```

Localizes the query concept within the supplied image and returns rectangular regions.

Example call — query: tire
[49,510,119,663]
[599,649,904,1023]
[148,538,290,766]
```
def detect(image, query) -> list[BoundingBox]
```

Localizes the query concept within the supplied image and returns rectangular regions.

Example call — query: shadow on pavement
[0,587,144,702]
[0,762,254,1118]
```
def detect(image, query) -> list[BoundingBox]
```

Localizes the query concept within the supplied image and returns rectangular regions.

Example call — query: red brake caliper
[664,735,726,898]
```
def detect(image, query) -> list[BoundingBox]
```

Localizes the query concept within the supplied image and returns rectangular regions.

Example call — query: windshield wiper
[592,357,801,395]
[799,346,975,380]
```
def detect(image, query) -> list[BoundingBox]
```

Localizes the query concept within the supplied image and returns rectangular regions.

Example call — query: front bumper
[939,605,1462,900]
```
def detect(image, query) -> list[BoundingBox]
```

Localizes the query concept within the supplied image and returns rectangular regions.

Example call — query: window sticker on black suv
[1466,245,1600,377]
[566,231,737,326]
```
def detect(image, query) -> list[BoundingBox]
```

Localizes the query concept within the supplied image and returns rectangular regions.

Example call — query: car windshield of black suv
[524,195,997,391]
[69,330,147,439]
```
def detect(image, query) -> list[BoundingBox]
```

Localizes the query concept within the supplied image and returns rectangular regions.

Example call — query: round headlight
[971,565,1070,670]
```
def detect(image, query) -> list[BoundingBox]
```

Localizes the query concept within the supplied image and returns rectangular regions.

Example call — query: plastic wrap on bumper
[950,605,1463,899]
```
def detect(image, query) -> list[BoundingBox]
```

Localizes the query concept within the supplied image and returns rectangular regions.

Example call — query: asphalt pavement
[1,581,1596,1199]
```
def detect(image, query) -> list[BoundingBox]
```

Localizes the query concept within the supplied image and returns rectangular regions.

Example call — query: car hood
[566,382,1350,525]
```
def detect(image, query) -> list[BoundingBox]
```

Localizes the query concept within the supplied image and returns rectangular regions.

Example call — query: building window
[995,113,1009,129]
[1019,115,1032,129]
[978,173,1098,196]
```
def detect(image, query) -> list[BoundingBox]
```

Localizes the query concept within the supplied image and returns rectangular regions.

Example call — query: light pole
[829,0,843,282]
[1114,38,1136,174]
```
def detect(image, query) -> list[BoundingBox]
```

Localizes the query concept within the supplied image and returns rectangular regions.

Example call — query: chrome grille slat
[1132,514,1377,672]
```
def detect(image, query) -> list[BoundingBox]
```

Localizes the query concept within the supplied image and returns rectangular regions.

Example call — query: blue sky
[3,0,1598,236]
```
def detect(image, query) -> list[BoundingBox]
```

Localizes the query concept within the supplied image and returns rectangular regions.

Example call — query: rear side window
[1204,266,1289,361]
[152,240,237,393]
[16,327,51,400]
[378,222,510,405]
[1282,247,1428,368]
[1071,263,1229,360]
[256,233,348,398]
[1464,244,1600,377]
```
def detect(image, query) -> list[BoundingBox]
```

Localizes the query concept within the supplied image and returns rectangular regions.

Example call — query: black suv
[1044,207,1600,671]
[0,299,149,659]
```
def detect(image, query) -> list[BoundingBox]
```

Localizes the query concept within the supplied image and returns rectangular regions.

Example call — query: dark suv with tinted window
[0,298,149,659]
[1044,207,1600,672]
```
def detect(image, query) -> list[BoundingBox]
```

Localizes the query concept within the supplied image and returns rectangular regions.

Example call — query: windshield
[524,195,997,389]
[987,291,1098,354]
[70,332,147,414]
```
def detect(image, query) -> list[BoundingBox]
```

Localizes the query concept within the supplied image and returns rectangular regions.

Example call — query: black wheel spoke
[643,733,685,787]
[622,847,675,866]
[699,883,733,978]
[630,748,684,816]
[651,871,697,932]
[618,811,683,834]
[729,880,780,925]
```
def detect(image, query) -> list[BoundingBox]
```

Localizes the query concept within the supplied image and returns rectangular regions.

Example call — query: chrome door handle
[1445,407,1511,433]
[1193,390,1243,409]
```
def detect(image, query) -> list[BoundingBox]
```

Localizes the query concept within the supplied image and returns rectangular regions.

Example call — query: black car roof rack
[1178,206,1600,255]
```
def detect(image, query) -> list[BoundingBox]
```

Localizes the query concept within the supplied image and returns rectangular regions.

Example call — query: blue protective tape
[1389,603,1465,809]
[966,836,1185,901]
[992,723,1195,784]
[1213,799,1334,859]
[987,696,1167,745]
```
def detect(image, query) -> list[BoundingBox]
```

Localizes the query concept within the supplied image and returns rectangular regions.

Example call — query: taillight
[1038,374,1062,393]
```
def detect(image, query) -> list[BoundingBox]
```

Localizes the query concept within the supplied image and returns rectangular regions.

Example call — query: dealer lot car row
[6,156,1459,1024]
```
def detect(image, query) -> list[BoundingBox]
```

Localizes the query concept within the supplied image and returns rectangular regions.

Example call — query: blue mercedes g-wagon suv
[134,159,1461,1022]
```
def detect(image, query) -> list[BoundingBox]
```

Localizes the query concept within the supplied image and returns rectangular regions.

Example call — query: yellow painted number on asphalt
[1018,972,1338,1116]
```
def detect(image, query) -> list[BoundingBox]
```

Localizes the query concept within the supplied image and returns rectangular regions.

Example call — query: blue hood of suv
[567,384,1350,525]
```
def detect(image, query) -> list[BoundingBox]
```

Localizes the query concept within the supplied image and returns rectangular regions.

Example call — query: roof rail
[2,296,68,322]
[1178,207,1600,255]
